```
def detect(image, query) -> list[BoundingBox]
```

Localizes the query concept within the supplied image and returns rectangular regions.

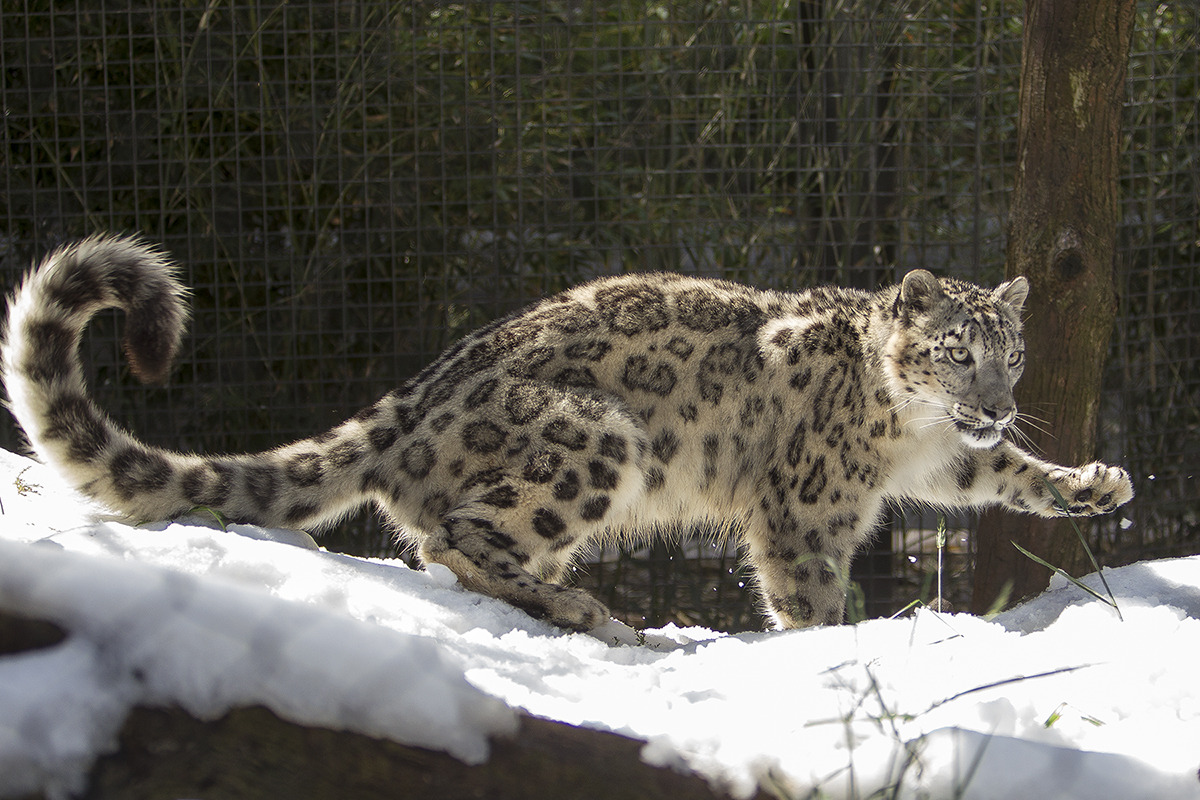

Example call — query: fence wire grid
[1,1,1196,631]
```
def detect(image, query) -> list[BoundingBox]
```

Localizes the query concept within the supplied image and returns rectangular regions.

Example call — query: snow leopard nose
[981,404,1015,425]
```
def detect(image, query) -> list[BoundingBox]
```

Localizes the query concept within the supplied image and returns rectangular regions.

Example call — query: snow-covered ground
[0,447,1197,800]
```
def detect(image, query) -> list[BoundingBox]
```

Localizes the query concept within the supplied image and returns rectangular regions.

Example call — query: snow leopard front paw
[1045,462,1134,516]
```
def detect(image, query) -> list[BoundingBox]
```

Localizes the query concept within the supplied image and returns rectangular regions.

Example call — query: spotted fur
[2,236,1134,630]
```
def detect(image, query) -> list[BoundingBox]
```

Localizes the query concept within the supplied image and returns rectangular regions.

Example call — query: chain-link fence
[2,1,1196,631]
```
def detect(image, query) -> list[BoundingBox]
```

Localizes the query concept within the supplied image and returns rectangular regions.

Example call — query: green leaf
[1012,542,1119,611]
[1039,477,1123,621]
[190,505,229,532]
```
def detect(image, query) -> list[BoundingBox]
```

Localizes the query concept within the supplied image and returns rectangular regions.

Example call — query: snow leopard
[2,236,1133,631]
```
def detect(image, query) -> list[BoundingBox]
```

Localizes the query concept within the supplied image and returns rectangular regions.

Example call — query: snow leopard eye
[948,347,972,365]
[1007,350,1025,368]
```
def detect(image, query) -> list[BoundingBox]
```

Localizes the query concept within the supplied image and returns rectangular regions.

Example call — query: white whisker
[1005,423,1044,455]
[1015,412,1053,438]
[1016,409,1051,428]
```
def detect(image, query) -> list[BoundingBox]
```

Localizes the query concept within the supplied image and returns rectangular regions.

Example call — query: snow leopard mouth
[955,420,1004,449]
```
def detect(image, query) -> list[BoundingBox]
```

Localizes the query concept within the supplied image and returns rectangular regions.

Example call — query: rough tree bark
[971,0,1137,613]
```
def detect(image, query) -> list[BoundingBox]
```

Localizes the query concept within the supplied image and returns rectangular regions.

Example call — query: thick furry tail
[2,236,380,529]
[2,236,194,518]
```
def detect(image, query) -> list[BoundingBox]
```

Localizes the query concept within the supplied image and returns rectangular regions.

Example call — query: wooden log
[84,705,764,800]
[0,609,67,655]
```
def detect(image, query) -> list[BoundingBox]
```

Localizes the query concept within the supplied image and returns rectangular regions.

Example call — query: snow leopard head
[886,269,1028,449]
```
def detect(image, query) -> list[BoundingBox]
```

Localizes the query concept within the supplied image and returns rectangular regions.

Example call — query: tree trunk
[971,0,1137,614]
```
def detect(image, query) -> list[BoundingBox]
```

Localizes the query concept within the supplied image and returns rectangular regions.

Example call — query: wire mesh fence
[1,1,1196,631]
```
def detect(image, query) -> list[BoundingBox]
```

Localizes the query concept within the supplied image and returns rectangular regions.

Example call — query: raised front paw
[1045,462,1134,516]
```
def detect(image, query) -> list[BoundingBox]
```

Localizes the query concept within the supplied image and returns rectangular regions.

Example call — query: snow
[0,448,1197,799]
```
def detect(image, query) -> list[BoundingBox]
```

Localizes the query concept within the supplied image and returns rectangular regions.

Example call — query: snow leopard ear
[899,269,944,315]
[995,276,1029,313]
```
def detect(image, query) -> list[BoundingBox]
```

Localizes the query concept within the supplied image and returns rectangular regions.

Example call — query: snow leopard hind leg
[388,382,651,632]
